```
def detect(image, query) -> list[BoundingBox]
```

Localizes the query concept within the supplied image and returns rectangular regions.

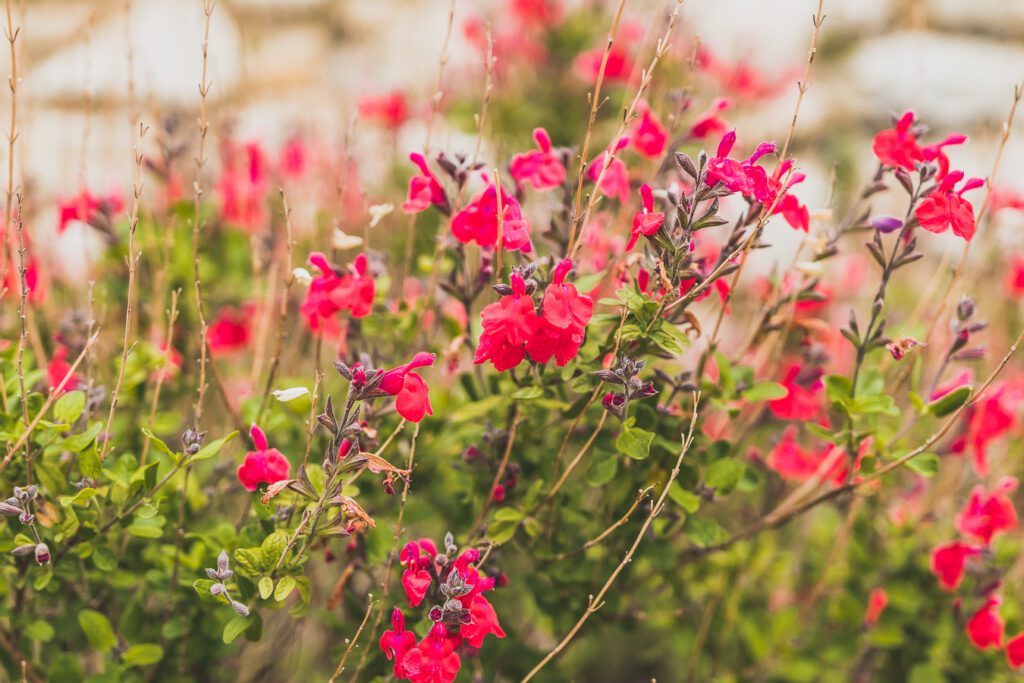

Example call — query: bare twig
[468,408,521,541]
[329,593,376,682]
[423,0,456,153]
[547,487,653,562]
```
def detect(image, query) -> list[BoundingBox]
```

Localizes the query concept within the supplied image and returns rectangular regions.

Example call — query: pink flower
[1005,253,1024,298]
[451,182,532,252]
[587,137,631,204]
[873,111,922,171]
[627,184,665,250]
[966,596,1004,651]
[915,170,983,241]
[381,352,436,423]
[359,91,411,131]
[475,272,539,371]
[525,259,594,366]
[930,541,981,591]
[237,424,291,492]
[705,131,775,197]
[217,141,270,232]
[696,47,791,101]
[955,382,1015,475]
[402,153,448,215]
[956,477,1018,546]
[510,128,565,192]
[380,608,417,680]
[768,364,822,421]
[864,588,888,628]
[630,102,668,158]
[278,136,308,179]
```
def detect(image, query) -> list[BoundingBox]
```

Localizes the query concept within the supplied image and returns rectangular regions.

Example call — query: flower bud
[870,215,904,233]
[34,543,50,565]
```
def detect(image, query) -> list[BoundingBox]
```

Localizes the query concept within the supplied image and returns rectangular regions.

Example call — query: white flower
[272,387,310,403]
[368,202,395,228]
[332,228,364,250]
[291,267,313,286]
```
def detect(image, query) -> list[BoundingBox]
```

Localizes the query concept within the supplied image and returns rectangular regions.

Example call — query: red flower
[451,182,532,253]
[872,111,922,171]
[915,170,983,241]
[47,344,83,395]
[381,352,436,422]
[399,539,438,607]
[402,153,447,215]
[705,131,776,197]
[301,252,376,333]
[525,259,594,366]
[587,137,631,203]
[207,305,252,356]
[359,91,411,131]
[474,272,539,371]
[1007,632,1024,669]
[957,382,1015,475]
[1006,253,1024,298]
[765,429,831,482]
[57,189,124,233]
[696,47,791,101]
[510,128,565,192]
[930,541,981,591]
[966,596,1004,650]
[627,184,665,251]
[768,364,822,421]
[956,477,1018,546]
[689,98,731,140]
[237,424,291,492]
[278,136,307,179]
[461,594,506,648]
[217,141,269,232]
[401,623,461,683]
[574,44,633,84]
[864,588,888,628]
[380,608,417,680]
[630,102,667,158]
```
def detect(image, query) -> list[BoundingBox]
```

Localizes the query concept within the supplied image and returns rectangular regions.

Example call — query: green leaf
[65,423,104,455]
[261,530,288,570]
[668,483,701,513]
[59,487,98,508]
[25,619,55,643]
[140,428,178,461]
[650,322,690,355]
[511,386,544,400]
[189,430,239,463]
[824,375,853,404]
[903,452,940,477]
[234,548,262,577]
[258,576,274,600]
[740,382,787,403]
[705,458,745,494]
[78,609,117,653]
[222,616,252,644]
[54,391,86,425]
[274,576,296,602]
[121,644,164,667]
[616,424,655,460]
[927,385,972,417]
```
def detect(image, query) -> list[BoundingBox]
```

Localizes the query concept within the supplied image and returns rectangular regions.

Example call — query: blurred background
[5,0,1024,283]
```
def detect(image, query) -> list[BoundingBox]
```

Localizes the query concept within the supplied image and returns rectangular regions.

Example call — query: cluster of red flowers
[475,259,594,371]
[381,535,504,683]
[301,252,376,335]
[930,477,1024,667]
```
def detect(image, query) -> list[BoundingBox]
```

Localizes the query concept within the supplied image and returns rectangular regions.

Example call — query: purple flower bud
[18,511,34,525]
[34,543,50,565]
[870,215,904,233]
[210,582,225,597]
[217,549,230,573]
[0,502,22,516]
[230,600,250,617]
[428,605,444,622]
[11,544,34,556]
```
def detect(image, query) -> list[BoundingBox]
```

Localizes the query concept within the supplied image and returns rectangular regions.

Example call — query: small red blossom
[630,102,668,158]
[403,153,448,215]
[401,623,461,683]
[915,170,983,241]
[587,137,631,204]
[768,364,823,421]
[1005,253,1024,298]
[217,141,270,232]
[380,608,417,680]
[359,91,411,131]
[864,588,888,628]
[696,47,792,100]
[47,344,84,395]
[930,541,981,591]
[574,44,633,84]
[705,131,775,197]
[474,272,538,371]
[301,252,376,333]
[510,128,565,192]
[627,184,665,251]
[689,98,731,140]
[966,596,1004,651]
[451,182,532,253]
[956,477,1018,546]
[237,424,291,492]
[765,429,832,482]
[380,352,436,423]
[207,305,252,356]
[57,189,124,233]
[525,259,594,366]
[873,111,922,171]
[1007,632,1024,669]
[955,382,1015,475]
